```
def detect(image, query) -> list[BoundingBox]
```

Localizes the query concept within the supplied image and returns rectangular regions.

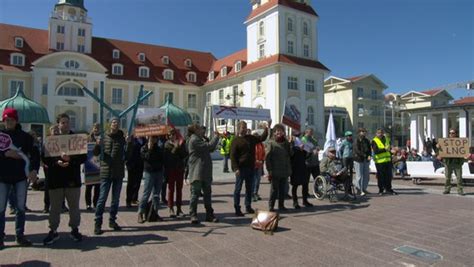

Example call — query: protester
[392,148,408,179]
[93,118,127,235]
[265,124,292,212]
[85,123,101,211]
[320,146,355,200]
[187,124,220,224]
[0,108,40,249]
[421,149,433,161]
[353,128,371,196]
[338,131,354,179]
[125,135,145,208]
[230,121,269,216]
[407,148,422,161]
[290,133,312,209]
[252,130,265,202]
[301,127,320,180]
[220,131,233,173]
[163,128,187,218]
[42,113,87,245]
[372,128,397,195]
[438,129,465,195]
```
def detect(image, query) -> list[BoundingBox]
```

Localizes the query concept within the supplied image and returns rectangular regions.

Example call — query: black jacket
[93,130,126,179]
[141,143,164,173]
[0,125,40,184]
[230,129,268,171]
[353,136,372,162]
[42,130,87,189]
[163,140,187,173]
[125,137,145,170]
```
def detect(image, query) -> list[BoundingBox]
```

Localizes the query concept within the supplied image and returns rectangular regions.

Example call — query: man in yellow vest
[371,128,397,196]
[220,131,234,173]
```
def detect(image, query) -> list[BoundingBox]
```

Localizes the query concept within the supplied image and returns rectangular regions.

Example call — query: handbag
[251,210,279,234]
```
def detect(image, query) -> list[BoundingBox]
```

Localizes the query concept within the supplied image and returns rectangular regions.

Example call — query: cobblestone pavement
[1,160,473,266]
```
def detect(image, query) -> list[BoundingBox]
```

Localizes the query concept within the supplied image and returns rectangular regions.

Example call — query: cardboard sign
[282,102,301,131]
[212,105,271,121]
[44,134,89,157]
[437,138,470,158]
[134,108,168,137]
[0,132,12,151]
[134,125,169,137]
[84,143,100,185]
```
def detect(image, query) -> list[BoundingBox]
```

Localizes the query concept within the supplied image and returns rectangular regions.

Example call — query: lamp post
[225,87,245,132]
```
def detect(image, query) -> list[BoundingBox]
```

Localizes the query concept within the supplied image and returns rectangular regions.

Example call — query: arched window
[221,66,227,77]
[65,110,77,131]
[57,83,84,96]
[187,72,197,82]
[139,66,149,78]
[235,61,242,72]
[112,63,123,75]
[307,106,315,126]
[184,58,192,67]
[163,69,174,80]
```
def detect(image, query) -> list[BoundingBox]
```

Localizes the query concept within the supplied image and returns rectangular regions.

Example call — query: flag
[323,111,336,153]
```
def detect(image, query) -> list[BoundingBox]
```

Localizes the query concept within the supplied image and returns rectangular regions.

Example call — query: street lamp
[225,87,245,132]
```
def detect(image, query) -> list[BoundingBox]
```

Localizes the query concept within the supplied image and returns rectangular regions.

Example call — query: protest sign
[437,138,470,158]
[134,108,169,137]
[84,143,100,185]
[43,134,88,157]
[0,132,12,151]
[282,102,301,131]
[212,105,271,121]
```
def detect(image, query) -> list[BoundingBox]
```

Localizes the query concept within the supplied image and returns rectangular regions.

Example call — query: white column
[426,113,432,140]
[442,111,448,138]
[32,72,42,102]
[410,114,418,150]
[459,110,467,137]
[418,115,424,151]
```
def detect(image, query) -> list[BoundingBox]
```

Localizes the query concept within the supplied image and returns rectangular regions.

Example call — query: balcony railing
[356,94,384,101]
[51,12,92,23]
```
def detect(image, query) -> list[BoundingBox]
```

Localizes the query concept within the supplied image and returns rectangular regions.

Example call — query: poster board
[84,143,100,185]
[43,134,89,157]
[134,108,169,137]
[281,102,301,131]
[211,105,271,121]
[437,138,470,158]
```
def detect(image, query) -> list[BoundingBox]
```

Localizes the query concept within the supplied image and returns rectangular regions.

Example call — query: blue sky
[1,0,472,99]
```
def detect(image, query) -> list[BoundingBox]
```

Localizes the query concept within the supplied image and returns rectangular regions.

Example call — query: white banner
[44,134,89,157]
[211,105,271,121]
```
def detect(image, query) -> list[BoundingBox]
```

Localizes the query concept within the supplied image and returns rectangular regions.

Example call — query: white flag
[323,111,336,153]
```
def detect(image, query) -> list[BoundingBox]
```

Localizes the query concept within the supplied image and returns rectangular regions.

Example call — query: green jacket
[265,139,292,178]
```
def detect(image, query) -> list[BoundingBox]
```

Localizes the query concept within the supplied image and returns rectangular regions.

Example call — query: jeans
[223,155,230,171]
[253,167,263,195]
[233,167,254,210]
[0,180,27,239]
[139,171,164,214]
[354,160,370,192]
[95,177,124,225]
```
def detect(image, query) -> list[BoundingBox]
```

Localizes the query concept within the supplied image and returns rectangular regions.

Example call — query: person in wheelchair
[319,147,356,200]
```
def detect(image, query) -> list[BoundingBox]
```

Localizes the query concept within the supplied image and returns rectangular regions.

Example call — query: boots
[293,201,301,209]
[176,206,185,217]
[169,207,176,218]
[94,222,103,235]
[138,213,146,224]
[205,210,219,223]
[269,200,275,212]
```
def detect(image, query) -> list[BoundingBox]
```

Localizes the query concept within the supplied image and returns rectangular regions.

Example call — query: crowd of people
[0,107,469,250]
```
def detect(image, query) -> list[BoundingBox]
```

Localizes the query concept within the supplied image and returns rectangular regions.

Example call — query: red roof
[454,96,474,105]
[420,89,443,96]
[247,0,318,21]
[0,23,216,85]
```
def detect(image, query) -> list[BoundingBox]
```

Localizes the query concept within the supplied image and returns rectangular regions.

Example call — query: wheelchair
[313,172,356,202]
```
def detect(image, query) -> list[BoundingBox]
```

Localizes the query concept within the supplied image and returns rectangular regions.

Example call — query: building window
[112,64,123,75]
[77,45,85,53]
[259,44,265,59]
[187,72,196,82]
[307,106,314,125]
[65,110,77,131]
[357,103,364,116]
[139,67,149,78]
[221,66,227,77]
[208,72,214,81]
[235,61,242,72]
[358,122,364,128]
[162,56,169,65]
[65,60,80,69]
[371,89,378,100]
[112,49,120,59]
[14,37,24,48]
[206,92,211,106]
[185,59,192,67]
[57,83,85,96]
[42,83,48,95]
[112,88,123,104]
[287,40,294,54]
[288,76,298,90]
[10,53,25,66]
[141,90,150,106]
[57,25,65,34]
[305,79,315,92]
[188,94,197,108]
[303,44,309,57]
[219,89,224,104]
[9,80,24,97]
[78,28,86,36]
[191,113,201,124]
[164,92,174,102]
[303,22,309,35]
[257,79,262,94]
[163,69,174,80]
[259,21,265,36]
[357,87,364,98]
[138,53,146,62]
[287,18,293,32]
[56,42,64,50]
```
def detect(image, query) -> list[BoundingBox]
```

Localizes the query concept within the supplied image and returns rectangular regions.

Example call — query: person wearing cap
[319,146,354,200]
[42,113,87,245]
[93,117,127,235]
[371,128,397,195]
[353,128,371,196]
[0,108,40,249]
[338,131,354,181]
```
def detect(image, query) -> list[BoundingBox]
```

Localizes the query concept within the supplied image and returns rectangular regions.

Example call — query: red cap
[2,108,19,122]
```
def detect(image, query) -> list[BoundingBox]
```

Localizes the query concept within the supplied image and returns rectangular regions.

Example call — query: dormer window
[220,66,227,77]
[235,61,242,72]
[208,72,215,81]
[112,49,120,59]
[10,53,25,66]
[139,66,150,78]
[185,59,192,67]
[163,69,174,80]
[162,56,169,65]
[187,72,197,82]
[14,37,24,48]
[112,63,123,76]
[138,53,146,62]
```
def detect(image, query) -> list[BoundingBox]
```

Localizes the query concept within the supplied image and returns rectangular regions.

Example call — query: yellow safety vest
[220,135,233,155]
[373,136,391,164]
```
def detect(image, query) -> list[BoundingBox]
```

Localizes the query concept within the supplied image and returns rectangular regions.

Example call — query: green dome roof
[159,96,192,127]
[56,0,86,10]
[0,88,50,124]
